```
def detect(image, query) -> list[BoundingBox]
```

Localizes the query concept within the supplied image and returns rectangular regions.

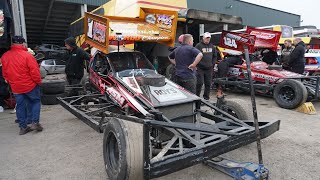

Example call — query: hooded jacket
[1,44,41,94]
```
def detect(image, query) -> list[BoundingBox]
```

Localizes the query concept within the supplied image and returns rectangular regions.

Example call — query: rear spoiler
[84,8,178,54]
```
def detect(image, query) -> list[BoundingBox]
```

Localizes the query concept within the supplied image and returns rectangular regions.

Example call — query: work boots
[31,123,43,132]
[19,126,32,135]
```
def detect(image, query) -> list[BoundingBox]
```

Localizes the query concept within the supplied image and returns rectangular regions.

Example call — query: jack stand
[204,157,269,180]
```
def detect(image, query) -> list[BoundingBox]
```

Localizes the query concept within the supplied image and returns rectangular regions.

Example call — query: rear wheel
[273,79,307,109]
[221,98,254,121]
[312,72,320,76]
[103,118,143,180]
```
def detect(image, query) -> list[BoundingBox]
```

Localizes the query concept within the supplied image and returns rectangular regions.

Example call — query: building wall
[57,0,109,6]
[187,0,301,27]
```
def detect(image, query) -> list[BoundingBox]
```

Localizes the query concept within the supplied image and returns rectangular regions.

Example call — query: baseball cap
[203,32,211,38]
[12,36,26,44]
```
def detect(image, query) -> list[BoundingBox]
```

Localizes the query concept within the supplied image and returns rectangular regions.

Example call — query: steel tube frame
[57,94,280,180]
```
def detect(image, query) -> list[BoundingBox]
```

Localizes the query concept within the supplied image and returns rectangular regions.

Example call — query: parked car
[40,59,66,74]
[34,44,68,60]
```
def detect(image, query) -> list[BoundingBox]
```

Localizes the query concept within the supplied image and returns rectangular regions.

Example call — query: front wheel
[273,79,307,109]
[221,98,254,121]
[103,118,143,180]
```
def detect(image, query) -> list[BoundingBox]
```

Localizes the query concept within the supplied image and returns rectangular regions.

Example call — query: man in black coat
[288,38,306,74]
[64,37,91,85]
[0,58,9,111]
[195,32,217,100]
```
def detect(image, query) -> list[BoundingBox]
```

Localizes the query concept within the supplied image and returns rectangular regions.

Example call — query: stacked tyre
[40,79,66,105]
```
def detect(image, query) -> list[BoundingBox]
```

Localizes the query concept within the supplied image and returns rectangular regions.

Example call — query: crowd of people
[168,33,307,98]
[0,36,89,135]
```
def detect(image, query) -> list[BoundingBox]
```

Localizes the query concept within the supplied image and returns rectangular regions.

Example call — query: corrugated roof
[56,0,109,6]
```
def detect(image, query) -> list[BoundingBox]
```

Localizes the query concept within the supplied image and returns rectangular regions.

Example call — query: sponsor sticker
[150,84,187,102]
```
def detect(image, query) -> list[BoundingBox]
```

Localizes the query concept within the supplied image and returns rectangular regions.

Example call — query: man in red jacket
[2,36,43,135]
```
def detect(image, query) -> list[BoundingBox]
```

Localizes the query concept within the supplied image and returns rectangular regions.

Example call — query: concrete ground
[0,92,320,180]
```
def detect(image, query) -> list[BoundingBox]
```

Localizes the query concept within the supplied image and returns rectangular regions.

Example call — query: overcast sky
[242,0,319,28]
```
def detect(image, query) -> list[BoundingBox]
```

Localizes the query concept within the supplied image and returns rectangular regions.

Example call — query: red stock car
[214,60,320,109]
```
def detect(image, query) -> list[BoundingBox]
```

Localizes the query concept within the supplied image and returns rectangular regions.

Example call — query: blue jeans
[14,86,41,128]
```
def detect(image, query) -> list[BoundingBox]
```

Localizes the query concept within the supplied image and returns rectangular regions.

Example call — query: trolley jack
[204,157,269,180]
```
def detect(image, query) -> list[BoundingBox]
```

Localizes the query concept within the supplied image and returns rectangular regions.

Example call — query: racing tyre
[312,72,320,76]
[221,98,254,121]
[41,93,65,105]
[40,79,66,94]
[273,79,308,109]
[103,118,143,180]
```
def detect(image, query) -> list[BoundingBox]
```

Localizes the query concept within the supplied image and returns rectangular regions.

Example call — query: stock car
[214,60,320,109]
[57,46,280,180]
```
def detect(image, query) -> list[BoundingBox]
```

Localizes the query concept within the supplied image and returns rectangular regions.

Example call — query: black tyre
[165,64,175,80]
[312,72,320,76]
[103,118,143,180]
[221,98,254,121]
[40,79,66,94]
[41,93,65,105]
[273,79,307,109]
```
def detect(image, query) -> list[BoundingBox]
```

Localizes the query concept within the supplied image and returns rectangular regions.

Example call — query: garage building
[3,0,301,48]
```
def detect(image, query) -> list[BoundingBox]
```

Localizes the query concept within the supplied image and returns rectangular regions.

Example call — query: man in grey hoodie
[195,32,217,100]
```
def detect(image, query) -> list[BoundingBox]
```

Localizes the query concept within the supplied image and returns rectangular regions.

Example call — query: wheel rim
[106,132,120,172]
[278,85,295,102]
[222,105,239,118]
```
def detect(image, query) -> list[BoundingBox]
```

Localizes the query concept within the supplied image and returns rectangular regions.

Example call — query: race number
[223,37,237,48]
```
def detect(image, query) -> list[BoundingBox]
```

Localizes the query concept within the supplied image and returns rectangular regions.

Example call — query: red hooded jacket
[1,44,41,94]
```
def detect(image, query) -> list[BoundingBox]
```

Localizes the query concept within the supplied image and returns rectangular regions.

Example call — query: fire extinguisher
[153,56,159,71]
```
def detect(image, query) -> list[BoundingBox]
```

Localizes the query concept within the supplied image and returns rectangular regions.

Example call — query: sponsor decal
[92,21,106,43]
[106,87,126,105]
[254,73,278,81]
[150,84,187,102]
[228,68,241,76]
[220,30,256,53]
[145,14,156,24]
[249,31,276,40]
[156,14,173,29]
[246,27,281,51]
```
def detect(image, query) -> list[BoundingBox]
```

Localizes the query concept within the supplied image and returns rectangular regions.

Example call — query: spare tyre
[273,79,307,109]
[40,79,66,94]
[41,93,65,105]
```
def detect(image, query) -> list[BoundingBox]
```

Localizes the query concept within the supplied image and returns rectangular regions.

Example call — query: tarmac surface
[1,92,320,180]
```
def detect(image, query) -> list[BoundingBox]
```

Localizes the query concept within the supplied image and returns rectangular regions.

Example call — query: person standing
[1,36,43,135]
[195,32,217,100]
[288,38,306,74]
[0,58,9,112]
[281,39,294,70]
[168,34,203,93]
[64,37,91,85]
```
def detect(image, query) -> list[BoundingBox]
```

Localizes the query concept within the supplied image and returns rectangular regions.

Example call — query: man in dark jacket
[281,39,294,70]
[168,34,203,93]
[64,37,90,85]
[0,58,9,111]
[195,32,217,100]
[288,38,306,74]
